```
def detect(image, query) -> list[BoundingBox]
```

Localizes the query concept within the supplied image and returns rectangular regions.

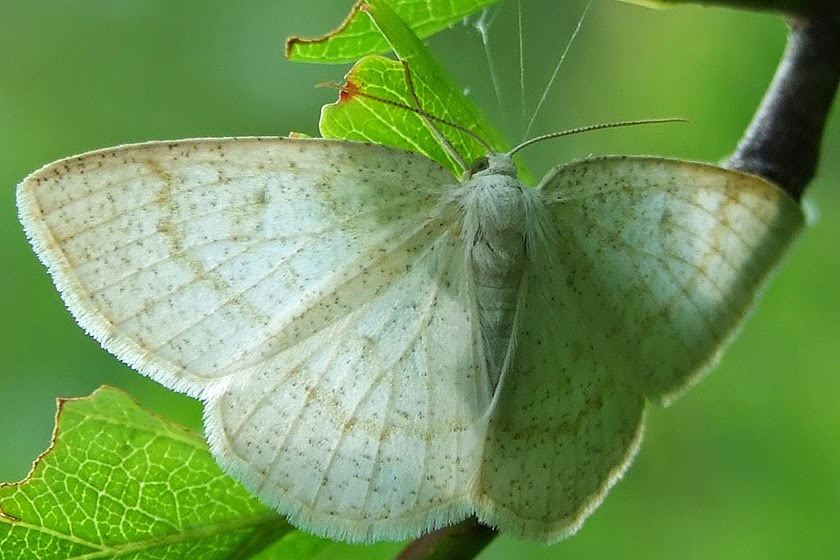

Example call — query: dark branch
[396,518,496,560]
[395,6,839,560]
[724,8,840,199]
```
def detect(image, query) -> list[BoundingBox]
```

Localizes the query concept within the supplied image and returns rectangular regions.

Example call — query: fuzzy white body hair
[458,152,545,387]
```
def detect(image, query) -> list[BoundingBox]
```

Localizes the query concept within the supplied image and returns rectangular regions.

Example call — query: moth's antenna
[524,1,591,139]
[518,0,526,132]
[508,118,690,156]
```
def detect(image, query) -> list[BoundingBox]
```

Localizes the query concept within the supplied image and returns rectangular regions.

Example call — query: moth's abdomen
[460,175,533,389]
[473,265,522,387]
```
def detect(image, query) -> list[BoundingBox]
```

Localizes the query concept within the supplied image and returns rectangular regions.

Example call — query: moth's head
[464,152,517,181]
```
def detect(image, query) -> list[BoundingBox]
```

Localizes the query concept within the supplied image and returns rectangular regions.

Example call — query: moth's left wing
[16,137,461,396]
[18,136,494,542]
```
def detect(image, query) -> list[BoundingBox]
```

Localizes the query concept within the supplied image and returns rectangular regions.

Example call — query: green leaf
[252,531,403,560]
[0,387,292,559]
[319,0,507,177]
[286,0,501,64]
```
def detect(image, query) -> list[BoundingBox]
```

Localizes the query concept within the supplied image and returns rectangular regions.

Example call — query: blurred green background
[1,0,837,558]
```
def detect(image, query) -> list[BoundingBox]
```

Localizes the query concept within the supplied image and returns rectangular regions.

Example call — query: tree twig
[396,518,496,560]
[724,7,840,199]
[396,6,839,560]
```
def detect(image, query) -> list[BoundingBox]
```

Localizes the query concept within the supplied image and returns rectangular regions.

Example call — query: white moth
[17,135,802,543]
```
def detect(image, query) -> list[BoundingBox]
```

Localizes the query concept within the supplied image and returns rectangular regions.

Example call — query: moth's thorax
[459,153,532,383]
[460,153,530,275]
